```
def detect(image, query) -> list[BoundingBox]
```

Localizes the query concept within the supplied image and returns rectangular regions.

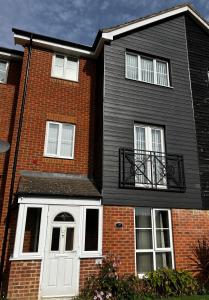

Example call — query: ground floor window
[135,208,174,275]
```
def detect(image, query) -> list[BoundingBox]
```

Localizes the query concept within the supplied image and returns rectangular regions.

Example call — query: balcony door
[134,124,166,188]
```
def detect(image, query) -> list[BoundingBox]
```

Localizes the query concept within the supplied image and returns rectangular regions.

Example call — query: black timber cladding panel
[102,15,202,208]
[185,15,209,208]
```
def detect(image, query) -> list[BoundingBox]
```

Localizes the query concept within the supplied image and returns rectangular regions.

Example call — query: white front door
[41,206,80,298]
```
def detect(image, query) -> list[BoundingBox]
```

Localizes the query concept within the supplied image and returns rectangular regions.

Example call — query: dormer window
[0,60,9,83]
[126,52,170,87]
[52,54,79,82]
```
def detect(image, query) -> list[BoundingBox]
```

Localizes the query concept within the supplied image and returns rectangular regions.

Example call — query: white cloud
[0,0,209,49]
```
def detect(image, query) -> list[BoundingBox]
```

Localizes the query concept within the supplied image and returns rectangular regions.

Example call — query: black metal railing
[119,148,186,192]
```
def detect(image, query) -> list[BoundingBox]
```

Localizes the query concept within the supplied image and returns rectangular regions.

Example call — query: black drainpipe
[0,34,33,293]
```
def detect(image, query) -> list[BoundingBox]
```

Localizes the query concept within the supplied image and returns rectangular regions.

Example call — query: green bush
[145,268,199,297]
[74,255,199,300]
[190,238,209,293]
[74,254,149,300]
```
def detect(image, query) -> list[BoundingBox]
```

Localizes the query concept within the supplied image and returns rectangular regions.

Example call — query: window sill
[79,253,103,259]
[0,81,7,85]
[51,75,79,83]
[125,77,174,89]
[43,154,74,160]
[10,255,43,261]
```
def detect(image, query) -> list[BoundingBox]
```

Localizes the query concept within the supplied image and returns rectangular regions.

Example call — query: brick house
[1,3,209,299]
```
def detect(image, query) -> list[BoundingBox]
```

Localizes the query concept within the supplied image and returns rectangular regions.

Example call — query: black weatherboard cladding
[102,15,202,208]
[185,15,209,209]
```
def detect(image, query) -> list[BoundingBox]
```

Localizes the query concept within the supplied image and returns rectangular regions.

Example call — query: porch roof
[17,171,101,199]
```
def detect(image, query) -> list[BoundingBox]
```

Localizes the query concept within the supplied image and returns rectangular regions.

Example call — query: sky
[1,0,209,50]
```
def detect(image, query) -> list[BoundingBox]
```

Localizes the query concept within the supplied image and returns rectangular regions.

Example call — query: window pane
[54,212,74,222]
[54,55,64,77]
[156,252,172,269]
[135,127,146,151]
[141,57,154,83]
[156,61,168,86]
[126,54,138,80]
[65,57,78,81]
[136,252,153,273]
[47,123,59,155]
[135,208,151,228]
[152,129,162,153]
[51,227,60,251]
[155,211,169,228]
[65,228,74,251]
[22,208,42,253]
[85,209,99,251]
[136,229,152,249]
[0,61,7,83]
[60,124,74,157]
[156,229,170,248]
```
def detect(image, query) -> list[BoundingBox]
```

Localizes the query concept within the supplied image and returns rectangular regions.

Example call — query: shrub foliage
[74,254,199,300]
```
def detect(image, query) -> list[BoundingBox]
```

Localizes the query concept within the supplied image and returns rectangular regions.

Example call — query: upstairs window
[44,121,76,159]
[126,53,170,87]
[0,60,9,83]
[52,54,79,81]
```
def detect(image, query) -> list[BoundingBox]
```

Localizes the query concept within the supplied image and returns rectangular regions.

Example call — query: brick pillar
[7,260,41,300]
[103,206,135,275]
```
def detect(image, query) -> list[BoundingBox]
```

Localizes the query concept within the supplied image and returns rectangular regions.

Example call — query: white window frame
[44,121,76,160]
[0,59,9,84]
[12,204,48,260]
[135,208,174,277]
[51,53,79,82]
[134,124,166,189]
[80,206,103,258]
[125,52,170,87]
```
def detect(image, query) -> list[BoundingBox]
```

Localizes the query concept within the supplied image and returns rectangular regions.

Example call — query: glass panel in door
[65,227,74,251]
[151,128,166,186]
[135,126,149,184]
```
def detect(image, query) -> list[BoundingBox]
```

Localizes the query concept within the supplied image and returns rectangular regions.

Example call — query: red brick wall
[80,258,100,290]
[7,260,41,300]
[0,46,97,296]
[103,206,136,275]
[15,47,96,176]
[0,58,22,210]
[6,207,209,299]
[172,208,209,271]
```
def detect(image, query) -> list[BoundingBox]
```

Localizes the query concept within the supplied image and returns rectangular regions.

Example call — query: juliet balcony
[119,148,186,192]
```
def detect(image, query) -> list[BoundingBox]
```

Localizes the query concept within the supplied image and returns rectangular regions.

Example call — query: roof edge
[101,3,209,39]
[12,4,209,58]
[0,46,23,59]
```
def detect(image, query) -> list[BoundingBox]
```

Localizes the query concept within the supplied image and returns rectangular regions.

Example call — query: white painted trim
[33,38,92,55]
[18,197,101,206]
[102,6,209,40]
[0,51,22,60]
[80,206,103,257]
[14,33,94,57]
[10,256,43,261]
[44,121,76,160]
[13,204,48,260]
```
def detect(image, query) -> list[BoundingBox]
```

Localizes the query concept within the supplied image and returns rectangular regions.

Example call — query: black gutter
[0,35,33,293]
